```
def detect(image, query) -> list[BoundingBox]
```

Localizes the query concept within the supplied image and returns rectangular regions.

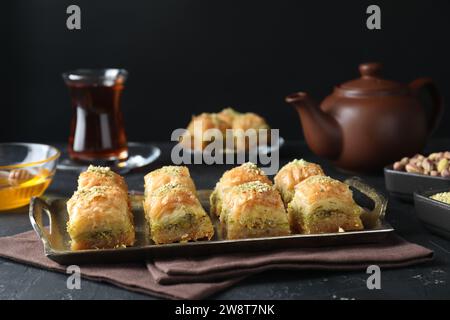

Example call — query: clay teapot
[286,62,443,172]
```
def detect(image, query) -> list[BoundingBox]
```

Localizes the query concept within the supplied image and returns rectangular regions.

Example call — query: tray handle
[344,177,388,229]
[29,197,53,250]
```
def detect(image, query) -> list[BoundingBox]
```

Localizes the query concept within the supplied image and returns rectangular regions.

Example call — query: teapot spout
[286,92,342,160]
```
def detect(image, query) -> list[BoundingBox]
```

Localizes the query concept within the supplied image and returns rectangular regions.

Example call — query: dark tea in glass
[63,69,128,162]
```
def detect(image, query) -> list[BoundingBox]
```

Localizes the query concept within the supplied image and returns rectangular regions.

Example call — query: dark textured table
[1,141,449,300]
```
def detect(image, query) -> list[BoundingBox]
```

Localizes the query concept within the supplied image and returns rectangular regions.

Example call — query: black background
[4,0,450,143]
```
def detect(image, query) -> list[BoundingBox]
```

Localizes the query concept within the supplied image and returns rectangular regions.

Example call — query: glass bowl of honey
[0,143,60,211]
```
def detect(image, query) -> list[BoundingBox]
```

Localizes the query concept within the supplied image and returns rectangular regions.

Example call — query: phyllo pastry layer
[144,165,196,196]
[210,162,272,217]
[220,181,290,240]
[67,185,135,250]
[287,176,364,234]
[77,165,129,195]
[144,183,214,244]
[274,159,325,206]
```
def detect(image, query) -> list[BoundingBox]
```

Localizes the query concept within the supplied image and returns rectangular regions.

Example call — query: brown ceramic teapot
[286,62,443,172]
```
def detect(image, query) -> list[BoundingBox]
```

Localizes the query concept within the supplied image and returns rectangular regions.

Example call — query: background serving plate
[30,183,394,265]
[384,165,450,201]
[57,142,161,175]
[182,137,285,155]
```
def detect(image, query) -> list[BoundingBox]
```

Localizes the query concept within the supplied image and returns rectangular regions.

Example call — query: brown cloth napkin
[0,230,433,299]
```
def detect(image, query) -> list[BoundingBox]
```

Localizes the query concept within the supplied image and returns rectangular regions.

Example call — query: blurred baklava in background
[181,107,271,151]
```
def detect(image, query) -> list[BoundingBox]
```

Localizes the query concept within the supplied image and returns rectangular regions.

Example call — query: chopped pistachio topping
[240,162,263,174]
[87,165,114,176]
[152,182,185,196]
[302,175,337,185]
[430,191,450,205]
[289,159,309,166]
[71,185,112,202]
[235,181,272,193]
[157,166,185,175]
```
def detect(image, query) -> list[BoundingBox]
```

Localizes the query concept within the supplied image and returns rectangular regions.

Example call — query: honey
[0,169,52,211]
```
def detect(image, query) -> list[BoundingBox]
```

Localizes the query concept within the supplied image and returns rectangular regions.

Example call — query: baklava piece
[144,183,214,244]
[274,159,325,206]
[181,113,229,151]
[231,112,271,151]
[210,162,272,217]
[287,175,364,234]
[67,185,135,250]
[217,107,241,127]
[67,166,135,250]
[144,165,196,196]
[220,181,290,239]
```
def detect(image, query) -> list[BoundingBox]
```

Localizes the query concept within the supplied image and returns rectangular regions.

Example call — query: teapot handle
[409,78,443,135]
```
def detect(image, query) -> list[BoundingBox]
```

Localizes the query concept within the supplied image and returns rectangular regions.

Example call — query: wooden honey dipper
[0,169,34,187]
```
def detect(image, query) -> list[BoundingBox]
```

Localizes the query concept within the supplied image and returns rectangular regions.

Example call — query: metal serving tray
[30,179,394,265]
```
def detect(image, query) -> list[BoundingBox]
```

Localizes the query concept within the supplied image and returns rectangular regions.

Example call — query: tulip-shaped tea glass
[63,69,129,162]
[60,69,160,173]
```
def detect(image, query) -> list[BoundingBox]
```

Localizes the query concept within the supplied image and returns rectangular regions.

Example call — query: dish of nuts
[393,152,450,178]
[430,191,450,205]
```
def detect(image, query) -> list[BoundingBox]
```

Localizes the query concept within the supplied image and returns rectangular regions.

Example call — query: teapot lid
[338,63,407,95]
